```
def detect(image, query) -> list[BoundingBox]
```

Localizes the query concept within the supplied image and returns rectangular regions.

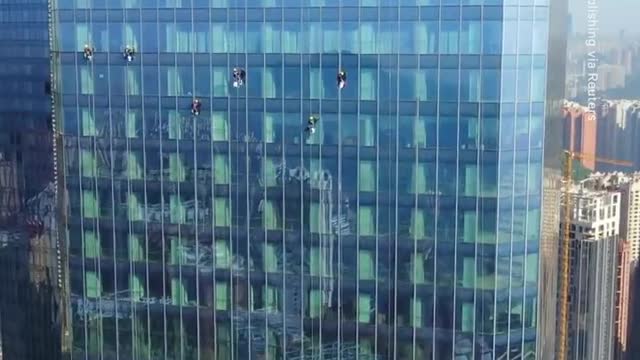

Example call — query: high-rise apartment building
[582,172,640,261]
[596,100,640,171]
[562,100,597,170]
[580,172,640,359]
[560,185,620,360]
[51,1,556,359]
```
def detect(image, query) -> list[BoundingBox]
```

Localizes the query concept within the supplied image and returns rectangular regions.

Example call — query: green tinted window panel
[82,190,99,218]
[80,67,94,95]
[128,234,144,262]
[358,294,372,323]
[87,322,102,355]
[169,153,185,182]
[85,271,101,298]
[310,68,323,98]
[262,157,277,187]
[263,286,279,312]
[124,22,139,50]
[412,115,428,146]
[465,164,478,197]
[213,154,229,185]
[125,111,139,138]
[263,68,277,99]
[310,202,330,234]
[171,277,187,305]
[170,237,181,265]
[130,274,145,301]
[215,282,228,310]
[126,67,140,96]
[263,114,277,143]
[214,198,230,227]
[359,68,377,102]
[128,193,143,221]
[462,257,475,288]
[126,152,142,180]
[263,200,280,230]
[359,161,376,192]
[358,250,374,280]
[169,195,185,224]
[211,112,229,140]
[461,302,474,332]
[463,211,476,243]
[168,111,182,140]
[75,23,90,50]
[309,247,328,277]
[410,254,425,284]
[411,298,423,327]
[263,244,278,273]
[358,206,375,236]
[215,325,231,360]
[525,254,539,284]
[410,163,428,194]
[80,149,96,177]
[309,289,322,318]
[165,67,183,96]
[267,330,278,359]
[360,115,375,146]
[410,208,426,240]
[83,230,100,259]
[215,240,230,268]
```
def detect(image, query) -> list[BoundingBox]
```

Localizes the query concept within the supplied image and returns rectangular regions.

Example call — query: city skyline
[569,0,639,37]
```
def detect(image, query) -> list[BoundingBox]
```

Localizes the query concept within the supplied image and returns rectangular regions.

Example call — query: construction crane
[557,151,632,360]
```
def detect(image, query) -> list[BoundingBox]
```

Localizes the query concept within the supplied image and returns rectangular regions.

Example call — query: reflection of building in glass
[53,2,555,359]
[0,0,59,359]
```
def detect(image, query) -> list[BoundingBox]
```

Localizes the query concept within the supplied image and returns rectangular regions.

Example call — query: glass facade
[52,1,550,359]
[0,0,60,359]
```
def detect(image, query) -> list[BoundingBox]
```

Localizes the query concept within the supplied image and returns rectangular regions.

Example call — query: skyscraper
[0,0,61,359]
[52,1,555,359]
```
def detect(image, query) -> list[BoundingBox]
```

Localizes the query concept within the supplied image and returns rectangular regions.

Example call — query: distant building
[582,172,640,261]
[563,101,597,170]
[598,64,627,91]
[579,172,639,359]
[560,184,620,360]
[596,100,640,171]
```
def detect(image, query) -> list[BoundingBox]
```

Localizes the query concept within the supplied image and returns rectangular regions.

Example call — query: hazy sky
[569,0,639,36]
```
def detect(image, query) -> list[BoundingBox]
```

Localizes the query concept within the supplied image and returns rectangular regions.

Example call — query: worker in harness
[191,99,202,116]
[337,70,347,89]
[123,45,136,62]
[305,115,319,134]
[232,67,246,88]
[83,44,94,61]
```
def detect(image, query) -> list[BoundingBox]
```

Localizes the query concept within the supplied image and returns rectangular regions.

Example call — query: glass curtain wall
[53,0,550,359]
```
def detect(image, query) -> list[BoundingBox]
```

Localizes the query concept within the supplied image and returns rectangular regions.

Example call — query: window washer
[191,99,202,116]
[83,44,94,61]
[337,70,347,89]
[123,45,136,62]
[232,67,246,88]
[305,115,319,134]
